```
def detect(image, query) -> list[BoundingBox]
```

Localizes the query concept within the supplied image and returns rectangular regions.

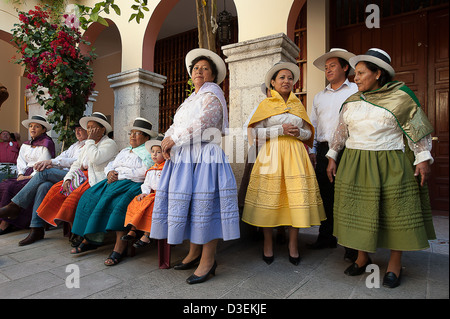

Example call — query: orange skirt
[37,171,90,227]
[124,192,156,232]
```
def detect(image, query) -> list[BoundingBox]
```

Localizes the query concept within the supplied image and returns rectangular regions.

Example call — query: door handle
[432,136,439,142]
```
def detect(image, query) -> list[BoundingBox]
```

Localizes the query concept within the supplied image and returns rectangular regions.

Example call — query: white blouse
[165,83,227,147]
[16,144,52,176]
[51,140,86,170]
[326,100,433,165]
[104,148,148,183]
[252,113,312,144]
[141,168,163,194]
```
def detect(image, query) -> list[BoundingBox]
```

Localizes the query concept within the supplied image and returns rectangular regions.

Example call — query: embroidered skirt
[71,179,142,238]
[242,136,326,228]
[37,171,90,227]
[150,142,240,245]
[333,148,436,253]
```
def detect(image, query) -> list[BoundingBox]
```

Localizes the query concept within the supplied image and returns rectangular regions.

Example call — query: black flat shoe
[344,258,372,276]
[173,255,201,270]
[262,253,274,265]
[186,261,217,285]
[383,268,402,288]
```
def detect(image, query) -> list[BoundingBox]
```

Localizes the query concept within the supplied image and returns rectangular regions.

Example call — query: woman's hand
[34,160,52,172]
[326,158,337,183]
[415,161,431,187]
[282,123,300,137]
[107,170,118,184]
[161,137,175,160]
[88,127,103,141]
[136,194,147,202]
[62,179,71,194]
[16,174,31,181]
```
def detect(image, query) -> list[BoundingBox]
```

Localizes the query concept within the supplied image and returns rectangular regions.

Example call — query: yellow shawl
[247,90,315,148]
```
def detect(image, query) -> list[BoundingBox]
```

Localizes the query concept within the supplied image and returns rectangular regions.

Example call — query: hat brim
[185,48,227,85]
[313,51,356,75]
[145,139,162,153]
[126,126,158,138]
[80,116,113,134]
[349,55,396,77]
[265,62,300,90]
[21,119,52,131]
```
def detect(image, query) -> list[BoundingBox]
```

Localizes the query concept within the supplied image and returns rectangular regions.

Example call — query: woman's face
[86,121,106,139]
[271,69,294,97]
[129,129,150,148]
[354,62,381,92]
[28,123,46,139]
[151,145,165,164]
[75,127,88,141]
[191,59,215,90]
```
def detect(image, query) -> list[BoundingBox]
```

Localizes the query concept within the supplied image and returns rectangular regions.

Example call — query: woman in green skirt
[326,48,436,288]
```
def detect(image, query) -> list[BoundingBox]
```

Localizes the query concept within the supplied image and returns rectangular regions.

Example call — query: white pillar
[108,68,167,149]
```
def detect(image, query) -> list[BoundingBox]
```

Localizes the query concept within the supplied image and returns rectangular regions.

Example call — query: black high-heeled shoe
[289,254,301,266]
[262,253,274,265]
[173,255,201,270]
[186,261,217,285]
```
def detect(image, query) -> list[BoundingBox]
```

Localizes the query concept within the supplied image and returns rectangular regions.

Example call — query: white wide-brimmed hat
[79,112,113,134]
[185,48,227,85]
[264,61,300,90]
[22,115,52,131]
[145,134,164,153]
[349,48,396,77]
[313,48,356,75]
[126,117,158,138]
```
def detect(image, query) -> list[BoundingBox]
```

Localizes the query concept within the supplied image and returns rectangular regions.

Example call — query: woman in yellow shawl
[242,62,325,266]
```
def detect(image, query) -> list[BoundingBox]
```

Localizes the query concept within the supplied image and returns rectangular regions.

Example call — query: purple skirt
[0,167,33,229]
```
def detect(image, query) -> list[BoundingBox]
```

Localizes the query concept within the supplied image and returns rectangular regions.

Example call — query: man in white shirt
[308,49,358,262]
[0,122,88,245]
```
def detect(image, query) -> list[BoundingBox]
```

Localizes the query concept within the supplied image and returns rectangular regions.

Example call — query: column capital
[107,68,167,90]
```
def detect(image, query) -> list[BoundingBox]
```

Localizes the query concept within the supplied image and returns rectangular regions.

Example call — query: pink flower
[64,14,80,29]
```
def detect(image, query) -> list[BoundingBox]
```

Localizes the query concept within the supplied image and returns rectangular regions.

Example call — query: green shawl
[342,81,433,143]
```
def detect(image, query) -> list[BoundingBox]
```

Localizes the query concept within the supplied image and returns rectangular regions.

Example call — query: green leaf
[97,16,109,26]
[111,4,121,15]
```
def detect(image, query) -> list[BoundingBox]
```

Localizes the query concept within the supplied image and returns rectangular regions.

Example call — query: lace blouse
[165,82,227,147]
[326,100,433,165]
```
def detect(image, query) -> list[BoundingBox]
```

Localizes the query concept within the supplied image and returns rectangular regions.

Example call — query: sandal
[104,249,127,266]
[70,242,98,254]
[133,235,152,248]
[120,229,140,242]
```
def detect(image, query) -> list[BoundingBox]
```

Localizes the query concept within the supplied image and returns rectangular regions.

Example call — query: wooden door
[427,8,449,211]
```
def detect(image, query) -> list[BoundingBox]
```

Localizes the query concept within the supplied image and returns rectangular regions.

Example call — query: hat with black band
[127,117,158,138]
[22,115,52,131]
[79,112,113,134]
[349,48,395,77]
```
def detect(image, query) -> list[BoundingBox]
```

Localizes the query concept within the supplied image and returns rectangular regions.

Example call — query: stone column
[108,68,167,149]
[222,33,300,188]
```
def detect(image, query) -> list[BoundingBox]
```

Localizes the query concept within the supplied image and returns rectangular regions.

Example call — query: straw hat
[127,117,158,138]
[22,115,52,131]
[79,112,113,134]
[185,48,227,85]
[264,62,300,90]
[313,48,356,74]
[349,48,395,77]
[145,134,164,153]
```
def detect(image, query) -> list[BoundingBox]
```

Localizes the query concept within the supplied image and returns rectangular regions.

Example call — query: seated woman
[0,115,55,234]
[122,137,165,248]
[0,130,20,182]
[36,113,117,239]
[70,117,157,266]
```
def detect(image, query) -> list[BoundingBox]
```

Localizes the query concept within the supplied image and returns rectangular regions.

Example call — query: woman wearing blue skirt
[150,48,240,284]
